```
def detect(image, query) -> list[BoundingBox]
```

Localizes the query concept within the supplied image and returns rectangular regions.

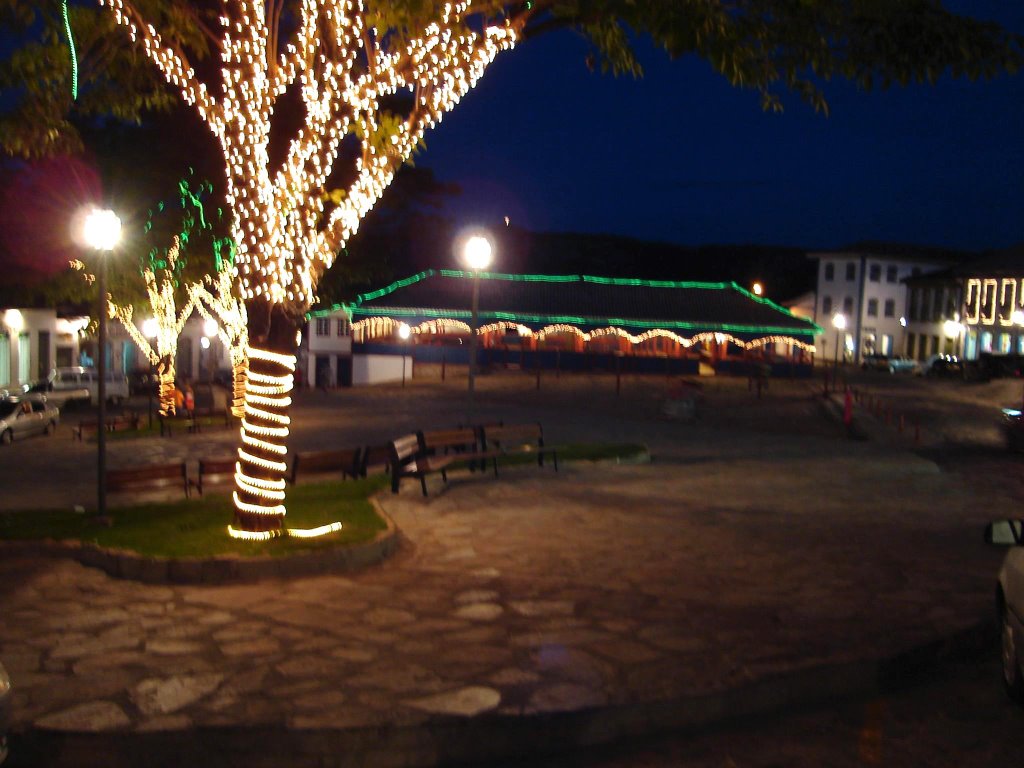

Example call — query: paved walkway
[0,375,1012,766]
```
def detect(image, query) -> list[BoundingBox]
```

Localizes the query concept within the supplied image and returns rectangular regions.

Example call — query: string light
[190,271,249,417]
[99,237,197,416]
[963,277,1024,328]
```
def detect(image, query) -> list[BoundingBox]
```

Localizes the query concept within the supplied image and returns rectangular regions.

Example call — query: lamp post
[831,312,847,392]
[83,208,121,517]
[398,323,411,388]
[462,234,493,421]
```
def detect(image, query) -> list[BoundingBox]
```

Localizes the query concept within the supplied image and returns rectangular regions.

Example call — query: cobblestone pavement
[0,373,1016,765]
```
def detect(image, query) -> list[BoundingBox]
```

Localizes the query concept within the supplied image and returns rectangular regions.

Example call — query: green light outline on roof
[308,269,823,335]
[347,306,818,337]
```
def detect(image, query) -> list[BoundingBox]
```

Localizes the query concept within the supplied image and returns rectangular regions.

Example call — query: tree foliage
[2,1,1020,158]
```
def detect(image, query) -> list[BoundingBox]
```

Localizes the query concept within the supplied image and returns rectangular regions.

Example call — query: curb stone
[0,503,399,585]
[9,619,996,768]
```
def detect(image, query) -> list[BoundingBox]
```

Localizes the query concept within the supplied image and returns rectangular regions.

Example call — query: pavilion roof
[317,270,822,341]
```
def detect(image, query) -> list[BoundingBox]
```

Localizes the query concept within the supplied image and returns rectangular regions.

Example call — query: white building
[1,308,87,391]
[304,311,353,388]
[809,245,962,364]
[107,313,232,383]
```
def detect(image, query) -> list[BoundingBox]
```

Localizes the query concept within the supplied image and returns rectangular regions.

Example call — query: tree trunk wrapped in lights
[96,0,1023,536]
[190,270,249,418]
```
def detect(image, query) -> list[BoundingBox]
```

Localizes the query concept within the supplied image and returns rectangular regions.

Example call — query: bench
[481,423,559,472]
[73,412,141,441]
[389,433,459,496]
[106,462,190,499]
[287,447,362,485]
[359,444,392,477]
[189,457,236,497]
[388,428,498,496]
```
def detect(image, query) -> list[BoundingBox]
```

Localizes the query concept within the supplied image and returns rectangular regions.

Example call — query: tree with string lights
[4,1,1020,537]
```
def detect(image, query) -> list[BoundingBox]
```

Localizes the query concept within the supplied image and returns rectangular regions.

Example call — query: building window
[843,296,854,315]
[886,266,898,283]
[315,318,330,336]
[907,334,916,359]
[822,296,833,315]
[931,336,940,356]
[867,298,878,317]
[1018,335,1024,355]
[999,333,1012,354]
[981,332,993,353]
[868,264,881,282]
[0,332,8,387]
[824,263,834,281]
[336,318,347,336]
[884,299,895,318]
[931,289,944,321]
[18,332,30,383]
[909,288,920,321]
[881,334,893,356]
[845,262,856,281]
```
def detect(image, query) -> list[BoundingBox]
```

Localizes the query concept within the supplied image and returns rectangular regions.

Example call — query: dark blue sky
[418,2,1024,252]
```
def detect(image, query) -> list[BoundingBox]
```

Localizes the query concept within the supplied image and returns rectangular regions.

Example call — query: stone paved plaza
[0,373,1014,765]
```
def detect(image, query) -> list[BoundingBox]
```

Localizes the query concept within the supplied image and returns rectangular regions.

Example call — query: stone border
[10,620,996,768]
[0,499,399,585]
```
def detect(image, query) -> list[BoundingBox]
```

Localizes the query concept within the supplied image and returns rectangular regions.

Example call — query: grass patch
[0,476,389,558]
[0,443,646,559]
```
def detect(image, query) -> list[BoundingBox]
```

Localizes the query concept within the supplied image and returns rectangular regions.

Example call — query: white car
[30,366,129,407]
[986,519,1024,702]
[0,396,60,444]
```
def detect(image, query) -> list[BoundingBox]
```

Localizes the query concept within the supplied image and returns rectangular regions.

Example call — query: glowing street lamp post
[398,323,411,388]
[83,209,121,516]
[463,235,493,421]
[832,312,847,393]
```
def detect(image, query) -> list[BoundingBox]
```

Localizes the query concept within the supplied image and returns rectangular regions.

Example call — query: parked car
[0,660,9,764]
[985,519,1024,703]
[887,357,921,375]
[1001,407,1024,451]
[128,368,160,397]
[34,366,130,407]
[0,395,60,445]
[921,354,963,379]
[861,353,890,371]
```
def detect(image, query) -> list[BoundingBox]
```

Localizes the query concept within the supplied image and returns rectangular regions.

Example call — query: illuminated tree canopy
[4,0,1020,536]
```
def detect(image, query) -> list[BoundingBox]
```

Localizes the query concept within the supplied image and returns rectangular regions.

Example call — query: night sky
[418,1,1024,252]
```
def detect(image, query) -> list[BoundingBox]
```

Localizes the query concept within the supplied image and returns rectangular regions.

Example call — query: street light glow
[752,282,763,296]
[1013,310,1024,326]
[82,209,121,251]
[142,318,159,338]
[397,323,411,340]
[463,235,493,271]
[204,318,219,337]
[832,312,847,330]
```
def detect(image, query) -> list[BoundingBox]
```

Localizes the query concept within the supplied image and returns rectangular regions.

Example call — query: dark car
[861,353,890,371]
[1002,407,1024,451]
[922,354,963,379]
[128,369,160,397]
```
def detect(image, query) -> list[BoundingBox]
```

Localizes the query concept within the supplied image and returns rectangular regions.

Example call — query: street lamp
[752,282,763,297]
[82,208,121,517]
[397,322,411,388]
[462,234,492,420]
[831,312,847,390]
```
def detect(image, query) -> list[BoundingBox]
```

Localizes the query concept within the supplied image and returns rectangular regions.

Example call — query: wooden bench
[106,462,190,499]
[73,412,141,441]
[189,457,236,497]
[359,444,392,477]
[419,427,499,475]
[389,433,458,496]
[287,447,362,485]
[481,423,559,472]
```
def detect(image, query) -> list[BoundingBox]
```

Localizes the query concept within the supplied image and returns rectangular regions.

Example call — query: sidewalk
[0,378,1009,766]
